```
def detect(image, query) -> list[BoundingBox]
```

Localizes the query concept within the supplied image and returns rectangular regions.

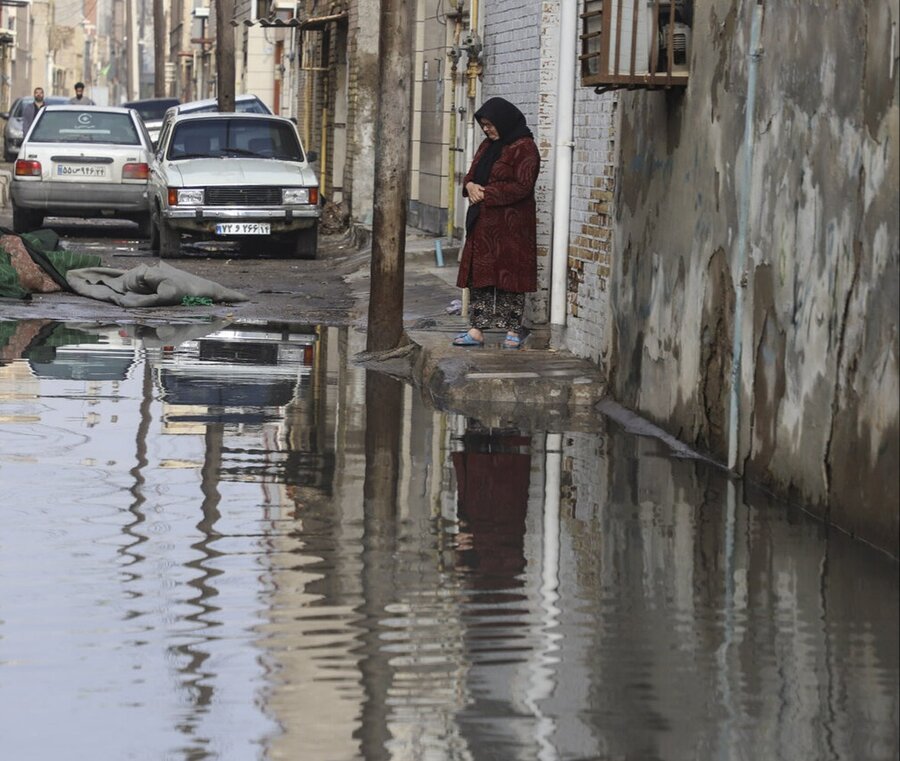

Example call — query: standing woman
[453,97,541,349]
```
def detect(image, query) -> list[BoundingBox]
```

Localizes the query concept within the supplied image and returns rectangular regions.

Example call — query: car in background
[11,105,154,235]
[167,93,273,117]
[121,96,180,146]
[148,111,320,258]
[1,95,70,162]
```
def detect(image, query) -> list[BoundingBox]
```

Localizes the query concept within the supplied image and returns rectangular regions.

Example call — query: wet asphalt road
[0,201,363,326]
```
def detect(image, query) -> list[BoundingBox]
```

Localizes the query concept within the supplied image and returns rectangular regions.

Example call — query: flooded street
[1,317,897,761]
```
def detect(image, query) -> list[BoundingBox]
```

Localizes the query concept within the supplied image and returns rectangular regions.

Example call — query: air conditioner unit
[658,21,691,72]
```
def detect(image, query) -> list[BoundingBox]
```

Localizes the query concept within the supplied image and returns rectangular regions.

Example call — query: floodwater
[0,318,897,761]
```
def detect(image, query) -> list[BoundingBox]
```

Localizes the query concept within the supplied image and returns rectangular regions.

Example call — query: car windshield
[29,111,142,145]
[168,119,303,161]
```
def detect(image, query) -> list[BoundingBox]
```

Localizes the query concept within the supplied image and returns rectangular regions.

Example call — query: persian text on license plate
[215,222,271,235]
[56,164,108,178]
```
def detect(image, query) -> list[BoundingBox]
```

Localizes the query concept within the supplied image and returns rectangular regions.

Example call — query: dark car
[1,95,70,162]
[121,97,180,146]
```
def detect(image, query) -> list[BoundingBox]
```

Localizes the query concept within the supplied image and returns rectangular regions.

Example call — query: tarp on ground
[66,262,249,307]
[0,228,247,306]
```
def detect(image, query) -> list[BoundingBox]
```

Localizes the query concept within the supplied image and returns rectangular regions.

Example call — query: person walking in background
[453,97,541,350]
[68,82,94,105]
[21,87,45,137]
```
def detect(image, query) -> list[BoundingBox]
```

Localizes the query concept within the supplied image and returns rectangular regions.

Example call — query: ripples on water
[0,319,897,761]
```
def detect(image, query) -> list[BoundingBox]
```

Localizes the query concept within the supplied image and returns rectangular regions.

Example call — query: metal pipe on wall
[727,1,764,472]
[549,0,578,328]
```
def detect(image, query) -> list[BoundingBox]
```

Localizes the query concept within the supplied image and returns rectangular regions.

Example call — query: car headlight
[9,126,23,139]
[283,187,310,205]
[173,188,204,206]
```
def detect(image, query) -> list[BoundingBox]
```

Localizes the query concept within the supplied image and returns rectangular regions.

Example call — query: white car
[149,111,320,258]
[10,105,153,235]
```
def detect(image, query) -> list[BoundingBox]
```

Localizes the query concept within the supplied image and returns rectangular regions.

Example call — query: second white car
[149,112,320,259]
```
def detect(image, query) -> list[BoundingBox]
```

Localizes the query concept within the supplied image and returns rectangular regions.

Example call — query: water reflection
[0,318,896,761]
[452,424,530,585]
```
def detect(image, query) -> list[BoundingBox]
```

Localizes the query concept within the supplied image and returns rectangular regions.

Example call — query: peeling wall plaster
[611,0,899,554]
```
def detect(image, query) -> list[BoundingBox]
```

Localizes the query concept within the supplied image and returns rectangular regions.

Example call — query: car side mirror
[305,151,318,163]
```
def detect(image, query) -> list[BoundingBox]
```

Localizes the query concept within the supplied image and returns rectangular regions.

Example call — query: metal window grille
[581,0,692,92]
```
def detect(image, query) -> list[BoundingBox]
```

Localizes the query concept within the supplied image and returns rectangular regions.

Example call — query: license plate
[215,222,271,235]
[56,164,108,178]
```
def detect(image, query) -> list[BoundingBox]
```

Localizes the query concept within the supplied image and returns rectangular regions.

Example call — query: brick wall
[478,1,618,353]
[481,0,548,323]
[566,87,617,364]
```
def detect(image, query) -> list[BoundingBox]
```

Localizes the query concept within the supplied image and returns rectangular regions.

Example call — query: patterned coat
[456,136,541,293]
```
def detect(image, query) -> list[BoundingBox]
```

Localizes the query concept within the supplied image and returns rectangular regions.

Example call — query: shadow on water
[0,317,897,761]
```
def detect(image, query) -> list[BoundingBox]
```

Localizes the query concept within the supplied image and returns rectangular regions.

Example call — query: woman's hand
[466,182,486,204]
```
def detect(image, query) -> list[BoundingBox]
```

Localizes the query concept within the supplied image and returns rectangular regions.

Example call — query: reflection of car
[151,322,318,417]
[1,95,69,162]
[148,321,334,491]
[22,324,139,381]
[11,105,154,235]
[121,97,180,146]
[149,112,320,258]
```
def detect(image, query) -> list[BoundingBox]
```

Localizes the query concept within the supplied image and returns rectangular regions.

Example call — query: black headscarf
[466,98,533,233]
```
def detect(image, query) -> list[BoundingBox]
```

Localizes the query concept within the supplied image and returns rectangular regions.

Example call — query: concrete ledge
[407,327,609,432]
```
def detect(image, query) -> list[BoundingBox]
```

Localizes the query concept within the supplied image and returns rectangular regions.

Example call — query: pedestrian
[68,82,94,105]
[453,96,541,350]
[21,87,45,137]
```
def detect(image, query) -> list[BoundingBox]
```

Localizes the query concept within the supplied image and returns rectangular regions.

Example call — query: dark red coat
[456,137,541,293]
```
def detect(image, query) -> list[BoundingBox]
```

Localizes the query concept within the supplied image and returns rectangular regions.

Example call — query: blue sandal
[452,332,484,347]
[501,334,523,350]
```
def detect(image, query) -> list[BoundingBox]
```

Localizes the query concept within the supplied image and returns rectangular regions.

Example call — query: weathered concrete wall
[347,0,381,225]
[611,1,900,554]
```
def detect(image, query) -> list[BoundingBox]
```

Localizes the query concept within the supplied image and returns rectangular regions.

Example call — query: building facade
[308,0,899,555]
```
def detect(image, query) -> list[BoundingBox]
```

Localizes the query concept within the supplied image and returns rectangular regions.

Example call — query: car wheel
[157,213,180,259]
[134,212,152,239]
[12,204,40,234]
[292,226,318,260]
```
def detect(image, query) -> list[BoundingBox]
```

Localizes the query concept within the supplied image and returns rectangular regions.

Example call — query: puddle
[0,318,897,761]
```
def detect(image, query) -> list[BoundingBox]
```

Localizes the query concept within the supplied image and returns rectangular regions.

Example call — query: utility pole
[215,0,235,111]
[153,0,165,96]
[127,0,139,99]
[365,0,414,352]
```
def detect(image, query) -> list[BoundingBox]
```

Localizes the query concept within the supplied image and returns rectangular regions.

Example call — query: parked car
[166,93,273,118]
[1,95,70,162]
[149,111,320,258]
[11,105,154,235]
[121,97,180,146]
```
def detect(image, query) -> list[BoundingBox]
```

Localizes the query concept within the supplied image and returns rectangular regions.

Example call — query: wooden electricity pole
[365,0,414,353]
[215,0,235,111]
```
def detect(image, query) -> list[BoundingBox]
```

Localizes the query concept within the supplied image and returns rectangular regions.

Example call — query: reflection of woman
[453,98,541,350]
[452,426,531,583]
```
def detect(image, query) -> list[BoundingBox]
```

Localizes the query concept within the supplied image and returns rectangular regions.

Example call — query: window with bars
[581,0,692,92]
